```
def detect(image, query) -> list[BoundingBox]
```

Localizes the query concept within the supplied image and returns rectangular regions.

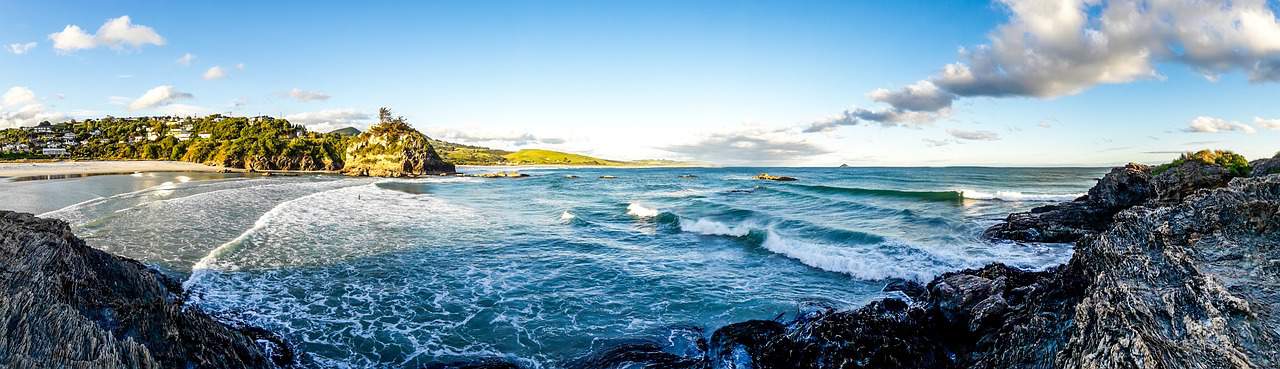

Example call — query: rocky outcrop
[1252,156,1280,177]
[983,163,1153,242]
[1148,159,1235,204]
[342,118,455,177]
[557,172,1280,369]
[0,211,292,369]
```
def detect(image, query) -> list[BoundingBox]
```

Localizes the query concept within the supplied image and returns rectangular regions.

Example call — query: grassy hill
[502,149,628,166]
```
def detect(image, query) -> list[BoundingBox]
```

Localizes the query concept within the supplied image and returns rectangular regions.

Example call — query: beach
[0,160,231,179]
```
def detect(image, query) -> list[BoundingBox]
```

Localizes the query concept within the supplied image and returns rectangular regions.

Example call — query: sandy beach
[0,160,232,179]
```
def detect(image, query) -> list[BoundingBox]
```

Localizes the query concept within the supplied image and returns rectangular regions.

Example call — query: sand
[0,160,231,178]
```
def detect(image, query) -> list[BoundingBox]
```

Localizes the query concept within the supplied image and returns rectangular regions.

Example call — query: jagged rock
[1252,157,1280,177]
[1149,160,1235,204]
[342,119,455,177]
[0,211,291,369]
[983,163,1152,242]
[755,173,797,181]
[591,171,1280,369]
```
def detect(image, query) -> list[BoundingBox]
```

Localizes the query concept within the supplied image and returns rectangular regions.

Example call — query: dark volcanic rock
[983,163,1152,242]
[0,211,291,369]
[1252,157,1280,177]
[1149,159,1235,204]
[595,173,1280,369]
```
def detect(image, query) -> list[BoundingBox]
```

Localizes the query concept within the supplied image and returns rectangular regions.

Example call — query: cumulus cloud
[947,128,1001,141]
[176,52,195,66]
[1255,117,1280,130]
[128,85,193,111]
[288,88,330,102]
[802,106,945,132]
[1183,116,1256,134]
[661,130,832,165]
[284,109,372,133]
[203,66,227,80]
[852,0,1280,126]
[427,128,566,146]
[6,42,37,55]
[0,87,66,129]
[49,16,164,53]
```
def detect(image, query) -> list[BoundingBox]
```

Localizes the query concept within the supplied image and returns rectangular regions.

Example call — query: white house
[41,147,67,156]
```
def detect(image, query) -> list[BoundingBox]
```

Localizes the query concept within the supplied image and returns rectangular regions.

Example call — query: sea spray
[626,202,660,218]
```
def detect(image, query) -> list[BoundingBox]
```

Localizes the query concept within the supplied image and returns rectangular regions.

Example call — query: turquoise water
[7,167,1104,368]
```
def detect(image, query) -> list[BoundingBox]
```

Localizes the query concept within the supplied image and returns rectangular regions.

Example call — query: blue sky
[2,0,1279,166]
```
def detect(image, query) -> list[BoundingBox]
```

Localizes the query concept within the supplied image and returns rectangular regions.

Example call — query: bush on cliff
[1152,149,1251,177]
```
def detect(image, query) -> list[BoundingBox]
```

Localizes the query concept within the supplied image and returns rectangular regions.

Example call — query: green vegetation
[1153,150,1252,177]
[341,108,454,177]
[502,149,627,166]
[428,139,512,165]
[328,127,362,136]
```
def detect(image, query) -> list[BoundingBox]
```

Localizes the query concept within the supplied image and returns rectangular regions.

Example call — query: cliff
[341,119,455,177]
[0,211,292,369]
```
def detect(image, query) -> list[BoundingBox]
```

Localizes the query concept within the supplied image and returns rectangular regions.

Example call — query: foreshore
[0,160,233,179]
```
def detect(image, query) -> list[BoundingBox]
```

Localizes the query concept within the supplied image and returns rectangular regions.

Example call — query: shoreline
[0,160,235,179]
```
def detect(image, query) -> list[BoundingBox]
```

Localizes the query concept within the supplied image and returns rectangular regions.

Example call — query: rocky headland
[0,211,293,369]
[341,108,456,177]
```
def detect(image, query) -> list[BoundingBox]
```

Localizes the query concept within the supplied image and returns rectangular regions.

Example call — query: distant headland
[0,107,692,177]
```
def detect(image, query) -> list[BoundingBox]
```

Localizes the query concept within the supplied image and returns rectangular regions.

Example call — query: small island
[755,172,797,181]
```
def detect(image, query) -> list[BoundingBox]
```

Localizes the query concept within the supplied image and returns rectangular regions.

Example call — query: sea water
[5,166,1104,368]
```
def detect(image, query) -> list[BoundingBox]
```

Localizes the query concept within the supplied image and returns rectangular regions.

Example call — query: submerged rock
[585,171,1280,369]
[0,211,292,369]
[983,163,1152,242]
[342,109,455,177]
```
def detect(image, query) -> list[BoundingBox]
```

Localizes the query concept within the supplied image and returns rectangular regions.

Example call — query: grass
[502,149,628,166]
[1152,149,1252,177]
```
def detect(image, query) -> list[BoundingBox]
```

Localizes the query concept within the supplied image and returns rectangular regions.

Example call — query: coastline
[0,160,348,180]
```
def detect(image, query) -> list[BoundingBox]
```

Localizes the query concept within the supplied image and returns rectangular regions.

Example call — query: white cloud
[48,15,164,53]
[235,63,245,70]
[661,129,832,165]
[288,88,330,102]
[284,109,372,133]
[857,0,1280,124]
[0,87,66,129]
[802,107,946,132]
[2,87,38,107]
[1184,116,1256,134]
[1253,117,1280,130]
[128,85,193,111]
[923,138,959,147]
[6,42,37,55]
[946,128,1001,141]
[203,66,227,80]
[867,80,955,112]
[426,128,566,147]
[176,52,196,66]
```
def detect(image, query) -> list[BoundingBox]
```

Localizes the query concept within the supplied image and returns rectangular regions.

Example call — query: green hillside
[502,149,627,166]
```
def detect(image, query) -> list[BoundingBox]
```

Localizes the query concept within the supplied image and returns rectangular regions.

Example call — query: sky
[2,0,1280,166]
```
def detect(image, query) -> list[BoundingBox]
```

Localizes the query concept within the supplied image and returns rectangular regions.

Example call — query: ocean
[4,166,1105,368]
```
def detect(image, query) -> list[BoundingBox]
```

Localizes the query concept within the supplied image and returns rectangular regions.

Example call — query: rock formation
[342,108,455,177]
[0,211,292,369]
[982,163,1152,242]
[541,164,1280,369]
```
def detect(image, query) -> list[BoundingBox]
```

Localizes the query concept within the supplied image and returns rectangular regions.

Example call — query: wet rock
[0,211,291,369]
[755,173,797,181]
[984,163,1152,242]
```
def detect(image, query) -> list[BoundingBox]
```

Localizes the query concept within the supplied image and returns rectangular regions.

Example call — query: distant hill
[427,138,512,165]
[328,127,361,136]
[502,149,628,166]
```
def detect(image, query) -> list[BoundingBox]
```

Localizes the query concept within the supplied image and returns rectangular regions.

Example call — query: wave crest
[626,203,660,218]
[959,190,1082,202]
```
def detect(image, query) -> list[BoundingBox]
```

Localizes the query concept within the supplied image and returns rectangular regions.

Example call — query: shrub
[1152,150,1252,177]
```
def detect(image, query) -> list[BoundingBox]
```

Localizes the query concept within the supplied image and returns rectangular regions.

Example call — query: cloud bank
[1,87,66,129]
[288,88,330,102]
[128,85,193,111]
[661,130,831,165]
[1184,116,1256,134]
[284,109,372,133]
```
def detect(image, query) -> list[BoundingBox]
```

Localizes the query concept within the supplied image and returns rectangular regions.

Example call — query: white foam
[960,190,1082,202]
[626,202,659,218]
[757,230,949,281]
[559,211,576,222]
[678,218,753,237]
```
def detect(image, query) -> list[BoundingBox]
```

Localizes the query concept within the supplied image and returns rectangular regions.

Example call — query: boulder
[0,211,292,369]
[1148,159,1234,204]
[1251,156,1280,177]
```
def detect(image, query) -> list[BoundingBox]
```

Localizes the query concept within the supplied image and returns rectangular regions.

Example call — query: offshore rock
[983,163,1152,242]
[0,211,291,369]
[586,173,1280,369]
[342,120,455,177]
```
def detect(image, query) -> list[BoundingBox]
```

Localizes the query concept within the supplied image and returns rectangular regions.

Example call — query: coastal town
[0,116,269,158]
